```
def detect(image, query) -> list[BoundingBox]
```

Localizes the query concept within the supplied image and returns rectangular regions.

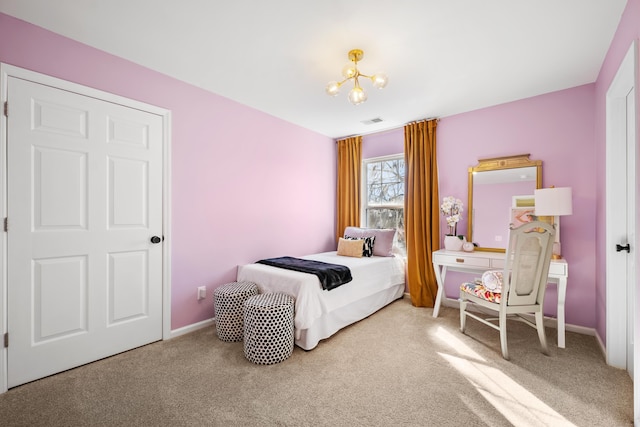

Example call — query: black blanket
[256,257,352,291]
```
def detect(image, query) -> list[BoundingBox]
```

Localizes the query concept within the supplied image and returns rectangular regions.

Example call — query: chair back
[503,221,555,307]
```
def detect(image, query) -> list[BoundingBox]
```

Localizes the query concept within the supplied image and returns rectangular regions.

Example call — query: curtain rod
[335,117,440,141]
[406,117,440,125]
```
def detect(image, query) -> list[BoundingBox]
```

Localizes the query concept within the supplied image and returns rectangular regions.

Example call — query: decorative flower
[440,196,464,236]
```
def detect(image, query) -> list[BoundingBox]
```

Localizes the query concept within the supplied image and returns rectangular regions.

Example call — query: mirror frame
[467,154,542,252]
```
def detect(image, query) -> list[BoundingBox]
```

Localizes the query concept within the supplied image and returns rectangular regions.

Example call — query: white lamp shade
[534,187,573,216]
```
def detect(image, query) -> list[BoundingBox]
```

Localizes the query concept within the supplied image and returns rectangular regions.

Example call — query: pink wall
[438,85,597,327]
[0,14,337,330]
[362,128,404,159]
[594,0,640,342]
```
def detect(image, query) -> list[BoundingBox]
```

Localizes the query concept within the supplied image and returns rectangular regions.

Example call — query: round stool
[243,293,295,365]
[214,281,259,342]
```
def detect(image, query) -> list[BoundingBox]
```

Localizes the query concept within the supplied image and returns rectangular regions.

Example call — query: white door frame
[0,64,172,394]
[605,40,638,421]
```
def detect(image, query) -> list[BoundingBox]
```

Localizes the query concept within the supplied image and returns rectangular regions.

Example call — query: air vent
[360,117,383,125]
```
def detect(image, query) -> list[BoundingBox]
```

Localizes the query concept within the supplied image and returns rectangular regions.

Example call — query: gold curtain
[336,136,362,242]
[404,120,440,307]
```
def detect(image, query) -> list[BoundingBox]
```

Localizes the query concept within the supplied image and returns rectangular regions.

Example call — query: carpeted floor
[0,297,633,426]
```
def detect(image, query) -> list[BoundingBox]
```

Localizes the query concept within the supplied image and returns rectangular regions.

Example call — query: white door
[605,41,637,422]
[6,76,164,388]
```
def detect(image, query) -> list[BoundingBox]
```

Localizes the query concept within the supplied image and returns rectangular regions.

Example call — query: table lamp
[534,187,573,259]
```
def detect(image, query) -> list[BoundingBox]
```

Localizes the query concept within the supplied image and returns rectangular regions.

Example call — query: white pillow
[482,270,503,293]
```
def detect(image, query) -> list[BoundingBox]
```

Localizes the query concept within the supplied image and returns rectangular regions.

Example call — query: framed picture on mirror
[510,207,536,227]
[510,195,555,229]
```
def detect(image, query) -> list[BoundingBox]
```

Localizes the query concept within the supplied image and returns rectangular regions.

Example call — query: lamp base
[552,241,562,260]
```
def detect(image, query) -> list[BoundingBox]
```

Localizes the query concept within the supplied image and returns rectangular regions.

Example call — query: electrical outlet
[197,286,206,300]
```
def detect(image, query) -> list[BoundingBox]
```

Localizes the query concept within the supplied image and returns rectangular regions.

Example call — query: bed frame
[236,251,405,350]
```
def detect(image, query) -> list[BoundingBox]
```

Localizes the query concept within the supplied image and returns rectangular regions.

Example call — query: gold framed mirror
[467,154,542,252]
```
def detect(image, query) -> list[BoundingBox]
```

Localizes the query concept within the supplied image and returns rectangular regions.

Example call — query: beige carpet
[0,297,633,426]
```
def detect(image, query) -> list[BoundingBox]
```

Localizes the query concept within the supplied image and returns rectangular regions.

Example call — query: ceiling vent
[361,117,383,125]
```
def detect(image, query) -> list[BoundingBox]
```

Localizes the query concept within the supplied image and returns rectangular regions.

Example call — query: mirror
[467,154,542,252]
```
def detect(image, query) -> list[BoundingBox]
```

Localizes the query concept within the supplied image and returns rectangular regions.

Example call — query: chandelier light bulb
[371,73,388,89]
[342,63,357,79]
[348,86,367,105]
[325,49,387,105]
[325,81,341,96]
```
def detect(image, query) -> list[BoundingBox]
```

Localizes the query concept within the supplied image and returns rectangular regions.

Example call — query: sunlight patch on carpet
[435,327,576,427]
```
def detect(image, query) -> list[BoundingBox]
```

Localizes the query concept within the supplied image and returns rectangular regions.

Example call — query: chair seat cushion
[461,282,502,303]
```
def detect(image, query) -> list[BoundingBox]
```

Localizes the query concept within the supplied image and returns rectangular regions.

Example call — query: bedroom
[0,0,637,423]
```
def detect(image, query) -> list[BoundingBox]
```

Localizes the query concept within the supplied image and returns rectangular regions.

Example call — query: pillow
[337,237,364,258]
[343,227,396,257]
[344,235,375,257]
[481,270,503,293]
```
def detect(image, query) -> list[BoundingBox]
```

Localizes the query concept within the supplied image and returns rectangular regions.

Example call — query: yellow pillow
[337,237,364,258]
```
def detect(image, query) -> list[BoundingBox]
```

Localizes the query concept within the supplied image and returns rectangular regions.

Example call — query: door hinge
[3,217,7,232]
[3,333,7,348]
[3,101,7,117]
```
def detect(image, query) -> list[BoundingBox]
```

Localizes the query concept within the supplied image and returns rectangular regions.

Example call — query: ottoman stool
[213,281,259,342]
[243,293,295,365]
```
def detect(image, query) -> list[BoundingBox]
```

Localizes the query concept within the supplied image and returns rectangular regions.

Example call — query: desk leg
[432,264,447,318]
[557,277,567,349]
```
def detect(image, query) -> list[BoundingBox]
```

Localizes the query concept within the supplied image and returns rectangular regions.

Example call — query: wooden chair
[459,221,555,360]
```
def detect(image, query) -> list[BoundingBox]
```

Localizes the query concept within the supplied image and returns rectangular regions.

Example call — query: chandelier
[325,49,388,105]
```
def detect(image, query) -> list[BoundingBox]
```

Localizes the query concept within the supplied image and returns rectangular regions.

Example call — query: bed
[236,246,406,350]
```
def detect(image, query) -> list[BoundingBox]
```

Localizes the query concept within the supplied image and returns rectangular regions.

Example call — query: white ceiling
[0,0,627,138]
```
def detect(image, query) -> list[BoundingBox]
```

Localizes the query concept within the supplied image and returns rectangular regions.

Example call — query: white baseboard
[595,330,607,359]
[176,295,597,341]
[565,323,596,336]
[169,318,214,339]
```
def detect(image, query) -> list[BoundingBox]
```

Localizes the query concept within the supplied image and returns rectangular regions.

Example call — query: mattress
[236,251,405,349]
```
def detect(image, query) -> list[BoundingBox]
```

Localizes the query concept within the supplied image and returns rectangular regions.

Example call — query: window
[362,155,405,251]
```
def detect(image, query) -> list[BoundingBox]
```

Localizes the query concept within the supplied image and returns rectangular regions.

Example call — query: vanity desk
[431,249,569,348]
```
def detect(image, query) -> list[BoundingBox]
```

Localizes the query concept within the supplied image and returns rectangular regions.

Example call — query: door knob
[150,236,162,244]
[616,243,630,253]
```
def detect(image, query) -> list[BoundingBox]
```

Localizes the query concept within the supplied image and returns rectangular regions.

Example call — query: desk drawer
[490,259,505,269]
[435,254,490,268]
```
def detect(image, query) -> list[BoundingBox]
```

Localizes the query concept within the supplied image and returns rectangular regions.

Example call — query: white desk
[431,249,569,348]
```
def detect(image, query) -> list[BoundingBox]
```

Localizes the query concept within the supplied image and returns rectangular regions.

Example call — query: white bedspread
[236,251,405,332]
